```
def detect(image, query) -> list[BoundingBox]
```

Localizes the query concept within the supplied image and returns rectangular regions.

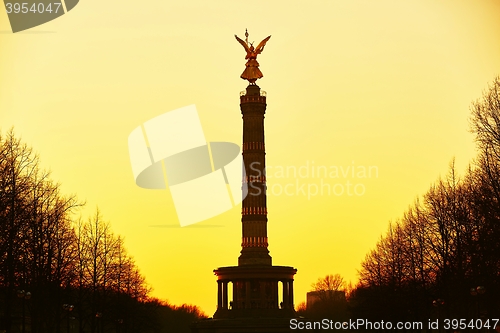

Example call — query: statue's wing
[235,35,250,53]
[255,35,271,54]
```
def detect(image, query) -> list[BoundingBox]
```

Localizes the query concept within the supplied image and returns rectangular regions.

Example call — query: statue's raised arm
[235,30,271,84]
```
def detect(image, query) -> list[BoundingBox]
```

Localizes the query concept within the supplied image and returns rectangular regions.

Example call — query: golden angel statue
[235,30,271,84]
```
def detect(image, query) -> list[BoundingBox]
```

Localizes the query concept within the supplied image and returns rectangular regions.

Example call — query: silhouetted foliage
[353,77,500,325]
[0,130,206,333]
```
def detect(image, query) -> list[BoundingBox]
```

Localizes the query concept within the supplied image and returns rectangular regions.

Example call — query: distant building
[306,290,346,309]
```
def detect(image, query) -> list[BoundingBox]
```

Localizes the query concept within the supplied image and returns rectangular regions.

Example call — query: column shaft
[282,280,289,309]
[217,281,222,309]
[245,281,251,308]
[232,282,238,309]
[222,281,228,309]
[273,280,279,309]
[259,281,266,308]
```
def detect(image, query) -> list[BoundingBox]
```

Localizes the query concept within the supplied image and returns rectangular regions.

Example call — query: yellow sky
[1,0,500,314]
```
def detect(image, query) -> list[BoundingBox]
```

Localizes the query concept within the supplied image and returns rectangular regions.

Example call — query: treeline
[352,77,500,324]
[0,130,205,333]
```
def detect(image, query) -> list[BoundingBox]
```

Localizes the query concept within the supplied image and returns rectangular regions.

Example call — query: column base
[238,248,272,266]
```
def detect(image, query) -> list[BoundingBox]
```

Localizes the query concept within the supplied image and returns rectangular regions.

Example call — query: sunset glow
[1,0,500,315]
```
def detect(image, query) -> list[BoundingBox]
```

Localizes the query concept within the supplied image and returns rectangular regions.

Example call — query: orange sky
[1,0,500,315]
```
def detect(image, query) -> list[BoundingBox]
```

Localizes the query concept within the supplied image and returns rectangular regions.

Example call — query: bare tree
[310,274,346,304]
[470,76,500,200]
[355,77,500,322]
[307,274,348,320]
[0,130,178,332]
[470,77,500,159]
[0,130,37,332]
[0,130,80,333]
